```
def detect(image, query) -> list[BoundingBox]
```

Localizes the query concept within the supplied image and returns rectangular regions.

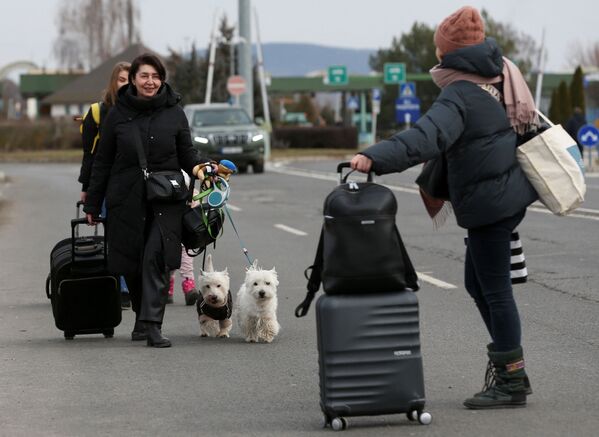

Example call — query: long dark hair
[129,53,167,84]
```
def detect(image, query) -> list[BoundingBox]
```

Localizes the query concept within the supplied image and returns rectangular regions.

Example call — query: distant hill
[256,43,377,77]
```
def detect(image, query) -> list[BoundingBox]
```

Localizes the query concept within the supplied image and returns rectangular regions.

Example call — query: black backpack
[295,163,419,317]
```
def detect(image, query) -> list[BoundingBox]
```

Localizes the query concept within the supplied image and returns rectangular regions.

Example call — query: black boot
[145,322,171,348]
[131,318,147,341]
[477,344,532,396]
[464,346,529,409]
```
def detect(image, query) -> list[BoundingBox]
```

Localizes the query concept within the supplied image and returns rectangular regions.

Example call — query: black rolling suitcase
[316,292,431,430]
[45,202,121,340]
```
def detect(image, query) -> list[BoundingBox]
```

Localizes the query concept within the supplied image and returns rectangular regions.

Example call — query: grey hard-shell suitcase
[316,291,432,430]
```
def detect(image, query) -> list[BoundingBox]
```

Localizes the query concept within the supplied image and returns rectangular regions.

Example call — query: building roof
[42,43,160,105]
[20,73,84,96]
[268,72,578,97]
[267,73,431,94]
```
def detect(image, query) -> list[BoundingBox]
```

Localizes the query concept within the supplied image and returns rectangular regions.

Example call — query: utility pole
[126,0,134,46]
[534,28,546,109]
[254,7,271,160]
[238,0,253,118]
[204,10,219,105]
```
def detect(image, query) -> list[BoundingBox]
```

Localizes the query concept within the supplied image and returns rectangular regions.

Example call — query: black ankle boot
[145,322,171,348]
[464,346,529,409]
[478,343,532,396]
[131,319,147,341]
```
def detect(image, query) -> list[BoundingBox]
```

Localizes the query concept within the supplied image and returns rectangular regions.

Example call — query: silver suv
[184,103,265,173]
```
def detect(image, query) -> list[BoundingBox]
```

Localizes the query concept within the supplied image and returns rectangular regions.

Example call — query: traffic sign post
[384,63,406,84]
[227,75,247,105]
[399,82,416,98]
[326,65,348,85]
[578,124,599,170]
[395,96,421,127]
[371,88,381,143]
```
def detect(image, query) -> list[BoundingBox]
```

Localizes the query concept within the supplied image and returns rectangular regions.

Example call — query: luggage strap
[294,229,324,318]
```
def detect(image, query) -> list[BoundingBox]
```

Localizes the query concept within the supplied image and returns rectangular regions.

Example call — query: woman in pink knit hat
[351,6,538,409]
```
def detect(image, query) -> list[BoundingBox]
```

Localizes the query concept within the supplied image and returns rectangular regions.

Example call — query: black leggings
[464,210,526,352]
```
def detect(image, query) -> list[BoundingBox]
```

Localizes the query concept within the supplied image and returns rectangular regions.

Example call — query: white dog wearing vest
[196,254,233,338]
[236,259,280,343]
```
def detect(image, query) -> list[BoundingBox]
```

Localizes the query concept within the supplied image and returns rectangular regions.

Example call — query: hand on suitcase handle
[349,155,373,173]
[86,213,98,225]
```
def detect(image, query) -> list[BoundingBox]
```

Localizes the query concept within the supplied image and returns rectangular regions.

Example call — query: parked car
[184,103,265,173]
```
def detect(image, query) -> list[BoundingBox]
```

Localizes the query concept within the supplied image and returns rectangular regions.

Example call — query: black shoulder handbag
[132,127,188,202]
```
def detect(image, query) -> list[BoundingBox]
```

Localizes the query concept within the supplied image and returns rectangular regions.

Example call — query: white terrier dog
[196,254,233,338]
[236,259,280,343]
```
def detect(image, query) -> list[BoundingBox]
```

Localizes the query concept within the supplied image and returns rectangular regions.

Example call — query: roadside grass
[0,149,83,163]
[0,148,360,163]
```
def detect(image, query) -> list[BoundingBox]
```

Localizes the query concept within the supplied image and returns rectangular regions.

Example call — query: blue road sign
[372,88,381,102]
[395,96,420,124]
[347,96,360,110]
[578,125,599,148]
[399,82,416,98]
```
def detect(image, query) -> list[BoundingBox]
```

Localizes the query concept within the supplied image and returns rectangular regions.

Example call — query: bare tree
[570,41,599,68]
[53,0,141,70]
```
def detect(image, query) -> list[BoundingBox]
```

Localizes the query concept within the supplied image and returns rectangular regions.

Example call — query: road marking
[270,163,599,221]
[274,224,308,236]
[417,271,458,289]
[226,203,242,212]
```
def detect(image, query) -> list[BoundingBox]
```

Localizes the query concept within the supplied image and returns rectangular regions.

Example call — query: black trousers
[125,212,171,324]
[464,210,526,352]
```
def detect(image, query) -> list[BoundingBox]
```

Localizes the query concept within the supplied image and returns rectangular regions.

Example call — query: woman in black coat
[84,53,209,348]
[352,7,538,409]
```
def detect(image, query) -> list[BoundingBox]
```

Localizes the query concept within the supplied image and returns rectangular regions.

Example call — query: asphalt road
[0,161,598,437]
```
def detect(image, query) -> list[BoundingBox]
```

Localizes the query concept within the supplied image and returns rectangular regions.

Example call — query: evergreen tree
[166,41,205,105]
[557,81,572,125]
[368,11,538,130]
[481,9,538,77]
[569,66,585,115]
[548,88,560,123]
[369,22,438,130]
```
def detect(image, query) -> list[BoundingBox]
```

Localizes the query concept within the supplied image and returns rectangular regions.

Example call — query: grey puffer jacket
[361,38,537,229]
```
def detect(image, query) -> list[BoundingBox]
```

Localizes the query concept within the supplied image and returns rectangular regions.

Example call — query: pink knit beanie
[434,6,485,55]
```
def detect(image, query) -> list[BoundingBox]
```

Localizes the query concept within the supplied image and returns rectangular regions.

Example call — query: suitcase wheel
[408,409,432,425]
[330,417,348,431]
[64,331,75,340]
[103,329,114,338]
[417,411,432,425]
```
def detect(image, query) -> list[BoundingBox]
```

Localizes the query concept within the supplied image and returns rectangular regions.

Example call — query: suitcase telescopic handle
[337,161,374,184]
[76,201,98,237]
[71,218,107,265]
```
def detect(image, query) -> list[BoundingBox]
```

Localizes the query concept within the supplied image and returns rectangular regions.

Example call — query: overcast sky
[1,0,597,77]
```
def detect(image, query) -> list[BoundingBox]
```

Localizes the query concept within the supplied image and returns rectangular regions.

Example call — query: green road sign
[384,62,406,84]
[327,65,348,85]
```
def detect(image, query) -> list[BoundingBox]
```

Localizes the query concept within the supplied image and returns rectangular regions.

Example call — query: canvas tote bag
[517,110,586,216]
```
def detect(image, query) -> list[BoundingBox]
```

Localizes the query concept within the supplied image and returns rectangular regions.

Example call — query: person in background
[351,6,536,409]
[84,53,212,348]
[78,61,131,309]
[565,107,587,157]
[167,172,200,306]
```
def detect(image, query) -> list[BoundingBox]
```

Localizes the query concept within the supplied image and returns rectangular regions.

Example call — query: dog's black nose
[259,291,265,298]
